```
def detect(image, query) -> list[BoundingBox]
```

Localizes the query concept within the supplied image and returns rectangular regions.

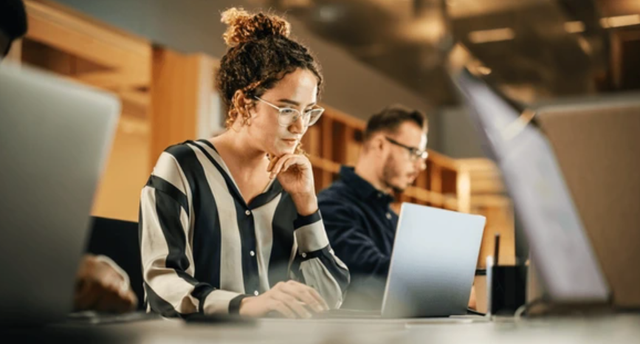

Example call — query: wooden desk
[4,314,640,344]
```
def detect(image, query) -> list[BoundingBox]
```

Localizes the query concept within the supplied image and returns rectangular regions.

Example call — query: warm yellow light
[600,14,640,28]
[577,36,592,55]
[468,28,515,44]
[477,66,492,75]
[564,21,585,33]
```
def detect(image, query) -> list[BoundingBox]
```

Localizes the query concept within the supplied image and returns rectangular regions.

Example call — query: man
[319,105,477,310]
[1,0,136,313]
[318,105,428,309]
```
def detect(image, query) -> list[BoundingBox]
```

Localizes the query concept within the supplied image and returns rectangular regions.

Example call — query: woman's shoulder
[163,140,194,158]
[150,141,208,182]
[160,140,212,168]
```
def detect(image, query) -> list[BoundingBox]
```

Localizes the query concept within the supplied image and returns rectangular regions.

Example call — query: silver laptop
[381,203,485,318]
[0,63,120,324]
[451,68,610,304]
[319,203,485,319]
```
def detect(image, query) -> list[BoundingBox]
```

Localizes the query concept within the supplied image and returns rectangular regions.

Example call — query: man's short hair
[363,104,428,142]
[0,0,28,41]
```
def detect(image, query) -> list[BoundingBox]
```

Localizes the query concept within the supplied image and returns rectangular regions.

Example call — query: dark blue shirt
[318,166,398,310]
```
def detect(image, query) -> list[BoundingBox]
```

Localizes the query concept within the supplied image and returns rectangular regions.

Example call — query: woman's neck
[211,130,267,170]
[211,130,272,204]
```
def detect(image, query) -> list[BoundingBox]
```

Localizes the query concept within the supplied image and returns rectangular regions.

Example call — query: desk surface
[3,314,640,344]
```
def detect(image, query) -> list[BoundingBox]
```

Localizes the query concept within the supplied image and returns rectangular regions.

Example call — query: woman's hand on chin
[267,154,318,216]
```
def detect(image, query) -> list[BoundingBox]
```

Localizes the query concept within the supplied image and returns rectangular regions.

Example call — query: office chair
[86,216,144,310]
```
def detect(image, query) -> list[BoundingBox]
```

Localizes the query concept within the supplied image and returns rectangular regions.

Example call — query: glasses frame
[254,96,324,127]
[385,136,428,161]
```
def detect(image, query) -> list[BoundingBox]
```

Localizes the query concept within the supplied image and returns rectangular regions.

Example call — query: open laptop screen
[451,68,609,303]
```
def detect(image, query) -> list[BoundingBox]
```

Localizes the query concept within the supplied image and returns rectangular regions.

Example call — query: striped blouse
[139,139,349,317]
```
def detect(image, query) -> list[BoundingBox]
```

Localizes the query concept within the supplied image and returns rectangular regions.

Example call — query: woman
[139,8,349,319]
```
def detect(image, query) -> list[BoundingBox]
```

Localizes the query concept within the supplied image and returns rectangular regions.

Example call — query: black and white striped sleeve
[139,151,246,317]
[290,211,350,309]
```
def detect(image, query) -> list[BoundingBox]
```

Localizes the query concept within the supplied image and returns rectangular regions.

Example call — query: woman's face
[245,68,319,157]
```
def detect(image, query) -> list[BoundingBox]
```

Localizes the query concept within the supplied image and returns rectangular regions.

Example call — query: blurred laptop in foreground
[0,62,120,324]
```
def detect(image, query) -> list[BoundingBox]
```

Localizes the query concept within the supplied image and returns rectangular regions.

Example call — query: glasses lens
[412,151,428,161]
[278,108,300,126]
[306,109,324,126]
[407,149,428,162]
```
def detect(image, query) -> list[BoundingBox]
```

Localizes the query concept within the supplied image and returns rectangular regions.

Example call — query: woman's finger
[267,155,281,173]
[281,281,324,313]
[271,300,297,319]
[306,287,330,311]
[270,155,294,178]
[281,156,303,173]
[271,291,311,318]
[268,156,286,177]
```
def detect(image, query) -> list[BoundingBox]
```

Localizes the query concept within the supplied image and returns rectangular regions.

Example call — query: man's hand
[239,280,329,318]
[73,254,137,313]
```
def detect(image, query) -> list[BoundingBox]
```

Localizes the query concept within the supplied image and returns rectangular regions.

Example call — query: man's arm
[319,197,391,277]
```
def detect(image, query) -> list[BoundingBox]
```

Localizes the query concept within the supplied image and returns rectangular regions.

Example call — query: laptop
[318,203,486,319]
[534,96,640,308]
[451,67,610,305]
[0,63,120,325]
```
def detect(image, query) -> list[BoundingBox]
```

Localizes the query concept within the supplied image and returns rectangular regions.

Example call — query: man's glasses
[255,96,324,127]
[385,137,428,162]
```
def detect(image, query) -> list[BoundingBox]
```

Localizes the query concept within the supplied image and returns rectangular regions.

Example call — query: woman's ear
[231,90,255,125]
[232,90,249,110]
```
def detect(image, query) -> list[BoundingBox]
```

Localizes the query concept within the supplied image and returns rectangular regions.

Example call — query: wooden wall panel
[149,48,214,166]
[91,118,150,222]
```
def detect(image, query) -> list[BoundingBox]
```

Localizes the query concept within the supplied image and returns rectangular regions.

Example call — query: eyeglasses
[385,137,428,162]
[254,96,324,127]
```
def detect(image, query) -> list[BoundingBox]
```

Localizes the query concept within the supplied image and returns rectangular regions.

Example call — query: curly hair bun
[221,8,291,47]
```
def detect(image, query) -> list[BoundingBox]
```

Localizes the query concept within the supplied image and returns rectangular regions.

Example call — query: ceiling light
[468,28,515,44]
[314,4,346,22]
[280,0,313,8]
[477,66,492,75]
[577,36,592,55]
[600,14,640,28]
[564,21,585,33]
[402,14,446,43]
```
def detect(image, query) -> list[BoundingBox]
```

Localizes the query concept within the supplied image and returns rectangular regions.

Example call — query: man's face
[380,121,428,193]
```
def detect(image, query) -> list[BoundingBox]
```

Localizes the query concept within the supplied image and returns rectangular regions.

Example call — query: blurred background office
[7,0,639,313]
